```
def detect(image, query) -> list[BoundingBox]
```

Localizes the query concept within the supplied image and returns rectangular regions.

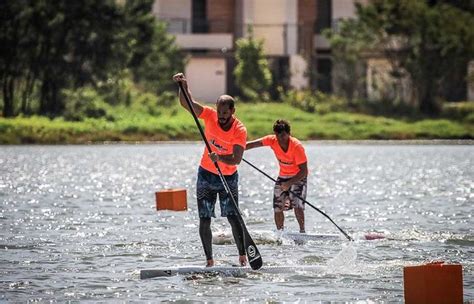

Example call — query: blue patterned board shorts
[273,177,307,212]
[196,166,239,218]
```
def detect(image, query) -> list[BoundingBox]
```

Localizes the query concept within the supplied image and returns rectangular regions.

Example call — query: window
[315,0,332,34]
[316,58,332,93]
[192,0,208,33]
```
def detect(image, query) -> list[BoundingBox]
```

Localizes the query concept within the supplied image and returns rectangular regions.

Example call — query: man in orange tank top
[246,120,308,233]
[173,73,247,267]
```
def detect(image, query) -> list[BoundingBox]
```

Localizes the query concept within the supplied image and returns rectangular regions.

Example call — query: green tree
[356,0,474,115]
[234,28,272,101]
[0,0,184,117]
[0,1,34,117]
[130,21,185,95]
[323,18,376,104]
[0,1,138,116]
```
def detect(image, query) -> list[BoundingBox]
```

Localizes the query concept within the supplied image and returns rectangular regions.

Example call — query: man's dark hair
[216,95,235,110]
[273,119,291,134]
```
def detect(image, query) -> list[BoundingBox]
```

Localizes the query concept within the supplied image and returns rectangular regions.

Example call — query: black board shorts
[196,166,239,218]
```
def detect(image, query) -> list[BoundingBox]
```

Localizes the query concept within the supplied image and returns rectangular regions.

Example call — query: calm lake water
[1,143,472,302]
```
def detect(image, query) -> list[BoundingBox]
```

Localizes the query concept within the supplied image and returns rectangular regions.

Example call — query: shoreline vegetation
[3,2,473,147]
[1,102,473,145]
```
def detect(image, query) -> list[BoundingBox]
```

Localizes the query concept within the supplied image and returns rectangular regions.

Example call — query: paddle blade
[243,229,262,270]
[246,242,263,270]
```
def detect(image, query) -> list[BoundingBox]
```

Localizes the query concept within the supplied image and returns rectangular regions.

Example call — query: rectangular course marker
[155,189,187,211]
[404,262,463,304]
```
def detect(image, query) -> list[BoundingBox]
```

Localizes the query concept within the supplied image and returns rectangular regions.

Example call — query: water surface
[1,143,472,302]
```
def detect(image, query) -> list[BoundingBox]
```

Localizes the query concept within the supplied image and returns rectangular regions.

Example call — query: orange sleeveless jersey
[198,106,247,175]
[261,135,307,177]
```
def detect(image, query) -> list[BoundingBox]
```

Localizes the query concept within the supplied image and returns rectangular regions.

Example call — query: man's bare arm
[281,162,308,191]
[210,144,244,165]
[246,139,264,150]
[172,73,203,116]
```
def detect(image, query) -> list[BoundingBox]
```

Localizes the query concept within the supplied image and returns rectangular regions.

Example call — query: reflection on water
[0,143,472,302]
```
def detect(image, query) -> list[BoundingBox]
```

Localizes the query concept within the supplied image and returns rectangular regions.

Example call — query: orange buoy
[403,261,463,304]
[155,188,187,211]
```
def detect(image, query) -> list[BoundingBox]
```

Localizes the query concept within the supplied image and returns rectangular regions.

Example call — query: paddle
[177,82,263,270]
[242,158,354,241]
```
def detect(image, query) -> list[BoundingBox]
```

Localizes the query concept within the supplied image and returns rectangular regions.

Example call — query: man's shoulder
[264,134,276,141]
[261,134,276,146]
[200,106,217,121]
[291,136,305,148]
[202,106,216,115]
[233,117,247,132]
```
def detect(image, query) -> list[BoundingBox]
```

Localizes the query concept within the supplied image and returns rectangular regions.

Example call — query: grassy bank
[0,103,473,144]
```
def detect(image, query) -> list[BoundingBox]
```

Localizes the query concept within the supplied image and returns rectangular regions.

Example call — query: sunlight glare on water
[0,143,472,302]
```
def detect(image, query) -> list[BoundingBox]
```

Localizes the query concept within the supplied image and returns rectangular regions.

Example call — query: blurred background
[1,0,473,143]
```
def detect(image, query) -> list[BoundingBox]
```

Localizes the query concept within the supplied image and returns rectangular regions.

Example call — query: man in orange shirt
[173,73,247,267]
[246,120,308,233]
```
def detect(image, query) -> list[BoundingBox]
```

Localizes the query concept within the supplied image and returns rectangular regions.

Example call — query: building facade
[152,0,370,102]
[152,0,472,103]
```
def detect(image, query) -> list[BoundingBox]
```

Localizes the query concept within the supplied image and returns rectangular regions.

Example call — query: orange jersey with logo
[261,135,307,177]
[198,106,247,175]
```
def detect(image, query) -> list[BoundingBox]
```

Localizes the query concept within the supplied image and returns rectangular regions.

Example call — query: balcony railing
[175,34,233,51]
[157,16,344,54]
[159,18,233,34]
[314,19,345,50]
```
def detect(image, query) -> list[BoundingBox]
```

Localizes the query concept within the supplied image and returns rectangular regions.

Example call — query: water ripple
[0,144,472,302]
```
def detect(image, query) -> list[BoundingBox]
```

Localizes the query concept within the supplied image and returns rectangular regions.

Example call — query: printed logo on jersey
[210,139,228,152]
[278,158,293,166]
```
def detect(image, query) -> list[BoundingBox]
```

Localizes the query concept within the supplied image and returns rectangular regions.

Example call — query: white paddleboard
[140,264,325,279]
[212,230,342,245]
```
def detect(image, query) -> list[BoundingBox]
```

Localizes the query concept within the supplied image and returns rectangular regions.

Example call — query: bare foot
[206,259,214,267]
[239,255,247,266]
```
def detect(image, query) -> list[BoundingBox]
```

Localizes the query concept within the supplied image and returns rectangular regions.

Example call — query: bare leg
[274,211,284,230]
[294,208,305,233]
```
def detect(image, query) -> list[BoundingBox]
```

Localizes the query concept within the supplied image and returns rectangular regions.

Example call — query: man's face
[217,103,234,126]
[275,131,290,144]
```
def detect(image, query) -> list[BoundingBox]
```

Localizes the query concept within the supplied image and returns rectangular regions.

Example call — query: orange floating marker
[403,261,463,304]
[155,188,187,211]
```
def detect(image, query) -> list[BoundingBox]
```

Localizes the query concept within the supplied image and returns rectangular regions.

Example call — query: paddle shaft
[177,82,262,268]
[242,158,354,241]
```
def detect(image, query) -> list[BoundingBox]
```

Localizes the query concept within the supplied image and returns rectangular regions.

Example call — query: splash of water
[326,243,358,272]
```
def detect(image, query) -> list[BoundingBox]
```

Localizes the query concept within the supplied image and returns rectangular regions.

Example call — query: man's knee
[226,214,240,227]
[199,217,211,229]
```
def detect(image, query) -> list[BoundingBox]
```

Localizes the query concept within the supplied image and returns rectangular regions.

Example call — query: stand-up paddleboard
[212,230,342,245]
[286,231,386,241]
[140,264,325,279]
[283,232,342,241]
[212,230,385,245]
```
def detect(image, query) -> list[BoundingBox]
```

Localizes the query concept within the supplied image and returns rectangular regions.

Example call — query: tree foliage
[325,0,474,115]
[131,21,185,94]
[233,28,272,101]
[0,0,183,117]
[323,18,376,104]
